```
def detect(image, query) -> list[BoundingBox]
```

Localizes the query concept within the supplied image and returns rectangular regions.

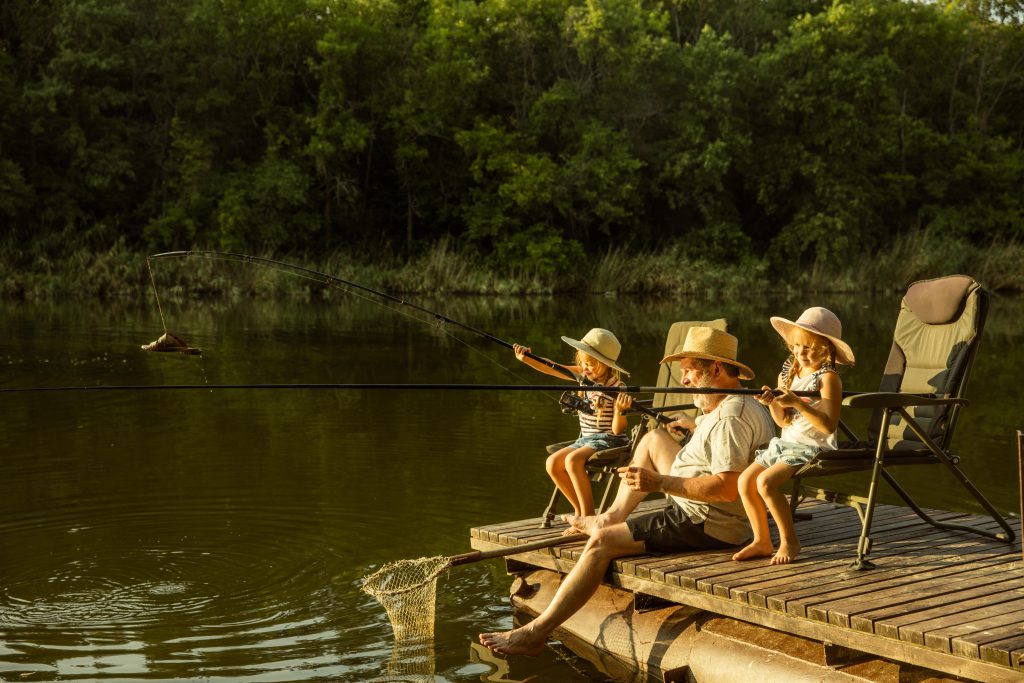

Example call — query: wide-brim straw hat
[770,306,855,365]
[659,327,755,380]
[561,328,630,376]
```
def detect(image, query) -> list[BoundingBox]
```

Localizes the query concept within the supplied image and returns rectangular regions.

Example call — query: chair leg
[850,411,889,571]
[596,473,617,513]
[880,469,1014,543]
[789,475,813,521]
[540,487,562,529]
[891,407,1016,544]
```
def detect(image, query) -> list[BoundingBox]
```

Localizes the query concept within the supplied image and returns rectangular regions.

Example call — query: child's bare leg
[566,429,678,534]
[565,447,597,517]
[732,463,775,561]
[757,463,801,564]
[546,447,582,516]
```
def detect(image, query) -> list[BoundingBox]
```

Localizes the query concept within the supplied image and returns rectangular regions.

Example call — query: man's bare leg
[479,523,644,655]
[565,429,682,535]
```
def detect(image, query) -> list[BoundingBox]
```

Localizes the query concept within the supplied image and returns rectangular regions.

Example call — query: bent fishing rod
[147,250,679,426]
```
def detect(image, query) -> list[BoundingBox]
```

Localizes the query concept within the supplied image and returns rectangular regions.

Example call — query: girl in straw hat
[513,328,631,528]
[733,307,855,565]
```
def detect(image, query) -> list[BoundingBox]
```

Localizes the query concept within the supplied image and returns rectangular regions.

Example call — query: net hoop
[361,556,453,598]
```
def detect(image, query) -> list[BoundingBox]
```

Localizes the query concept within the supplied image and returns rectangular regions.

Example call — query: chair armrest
[545,440,576,454]
[843,392,967,410]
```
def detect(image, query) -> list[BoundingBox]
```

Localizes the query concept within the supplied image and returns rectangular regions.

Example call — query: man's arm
[659,470,741,503]
[618,467,742,503]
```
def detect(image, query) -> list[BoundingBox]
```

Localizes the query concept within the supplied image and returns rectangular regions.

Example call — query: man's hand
[617,465,663,493]
[665,416,695,436]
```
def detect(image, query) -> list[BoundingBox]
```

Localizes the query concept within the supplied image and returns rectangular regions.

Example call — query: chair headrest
[904,275,975,324]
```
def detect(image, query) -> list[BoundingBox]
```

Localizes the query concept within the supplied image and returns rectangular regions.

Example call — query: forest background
[1,0,1022,298]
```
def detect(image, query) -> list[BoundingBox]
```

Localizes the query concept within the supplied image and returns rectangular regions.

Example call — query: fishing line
[148,251,580,410]
[146,257,168,335]
[144,252,899,424]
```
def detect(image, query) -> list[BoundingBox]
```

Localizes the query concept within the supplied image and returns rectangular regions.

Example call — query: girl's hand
[512,343,530,361]
[614,392,633,414]
[775,389,802,409]
[756,385,776,406]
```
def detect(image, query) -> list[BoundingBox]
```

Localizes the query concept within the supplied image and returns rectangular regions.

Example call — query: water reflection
[0,291,1022,682]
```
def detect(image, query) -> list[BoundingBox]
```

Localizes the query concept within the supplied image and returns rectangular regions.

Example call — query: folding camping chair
[788,275,1014,569]
[539,318,728,528]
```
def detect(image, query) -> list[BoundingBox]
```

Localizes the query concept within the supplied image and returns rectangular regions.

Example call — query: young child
[513,328,632,527]
[732,307,855,564]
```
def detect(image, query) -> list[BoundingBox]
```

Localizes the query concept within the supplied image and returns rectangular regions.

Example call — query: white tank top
[780,367,837,449]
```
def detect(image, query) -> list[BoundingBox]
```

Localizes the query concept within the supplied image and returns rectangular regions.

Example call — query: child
[513,328,632,527]
[732,307,855,564]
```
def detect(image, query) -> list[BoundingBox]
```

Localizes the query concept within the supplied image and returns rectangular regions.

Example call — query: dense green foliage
[2,0,1022,280]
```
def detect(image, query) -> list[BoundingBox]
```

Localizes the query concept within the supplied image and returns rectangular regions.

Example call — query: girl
[732,307,855,564]
[513,328,632,527]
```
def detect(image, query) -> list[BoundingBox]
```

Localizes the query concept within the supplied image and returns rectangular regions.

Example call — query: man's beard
[690,368,716,411]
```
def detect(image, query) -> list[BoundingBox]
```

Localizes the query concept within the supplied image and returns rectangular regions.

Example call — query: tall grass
[3,232,1022,300]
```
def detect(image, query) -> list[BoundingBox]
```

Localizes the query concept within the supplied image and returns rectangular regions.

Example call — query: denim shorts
[568,433,631,451]
[754,437,821,469]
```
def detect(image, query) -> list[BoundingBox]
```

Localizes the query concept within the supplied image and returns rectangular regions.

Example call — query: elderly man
[479,326,774,656]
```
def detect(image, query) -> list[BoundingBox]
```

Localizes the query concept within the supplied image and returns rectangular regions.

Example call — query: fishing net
[362,555,452,643]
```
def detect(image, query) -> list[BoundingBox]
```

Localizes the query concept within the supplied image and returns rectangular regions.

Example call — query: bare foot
[478,627,547,656]
[561,525,584,537]
[731,541,775,561]
[562,513,609,535]
[770,541,801,565]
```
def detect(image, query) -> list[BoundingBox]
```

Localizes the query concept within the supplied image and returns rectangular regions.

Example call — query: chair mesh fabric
[868,277,985,452]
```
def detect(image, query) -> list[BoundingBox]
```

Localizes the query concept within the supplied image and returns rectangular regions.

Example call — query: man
[479,326,774,656]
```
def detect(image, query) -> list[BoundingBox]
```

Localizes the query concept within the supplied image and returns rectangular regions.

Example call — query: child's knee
[565,449,593,468]
[545,452,565,474]
[755,471,776,497]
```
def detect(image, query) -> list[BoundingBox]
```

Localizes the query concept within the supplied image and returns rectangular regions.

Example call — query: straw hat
[770,307,855,365]
[561,328,629,375]
[659,327,755,380]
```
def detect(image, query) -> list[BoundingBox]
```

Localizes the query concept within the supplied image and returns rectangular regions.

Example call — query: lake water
[1,282,1021,682]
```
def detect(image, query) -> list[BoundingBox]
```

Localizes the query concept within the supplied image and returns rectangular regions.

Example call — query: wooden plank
[924,606,1024,654]
[734,539,1006,612]
[755,525,1008,614]
[806,530,1017,624]
[649,507,955,594]
[611,571,1024,683]
[978,633,1024,668]
[847,557,1023,632]
[655,509,937,593]
[728,520,982,611]
[895,599,1024,647]
[952,619,1024,662]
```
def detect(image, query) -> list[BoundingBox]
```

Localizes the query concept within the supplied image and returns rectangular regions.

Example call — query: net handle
[448,535,581,566]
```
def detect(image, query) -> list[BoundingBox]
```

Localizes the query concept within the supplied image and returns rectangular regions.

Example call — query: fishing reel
[559,391,594,416]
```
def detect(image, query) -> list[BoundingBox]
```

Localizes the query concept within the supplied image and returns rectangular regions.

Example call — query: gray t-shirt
[669,394,775,544]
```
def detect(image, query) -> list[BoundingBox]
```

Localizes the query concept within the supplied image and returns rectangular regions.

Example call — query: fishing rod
[147,250,680,426]
[0,383,932,400]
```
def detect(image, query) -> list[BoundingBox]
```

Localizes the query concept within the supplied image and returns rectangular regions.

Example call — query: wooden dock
[470,498,1024,682]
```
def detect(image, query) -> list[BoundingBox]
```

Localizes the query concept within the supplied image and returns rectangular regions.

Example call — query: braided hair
[779,342,837,425]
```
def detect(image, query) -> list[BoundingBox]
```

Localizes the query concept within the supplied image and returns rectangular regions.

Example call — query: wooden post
[1019,430,1023,563]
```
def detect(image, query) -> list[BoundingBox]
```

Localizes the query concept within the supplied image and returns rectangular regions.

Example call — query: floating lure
[141,331,201,356]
